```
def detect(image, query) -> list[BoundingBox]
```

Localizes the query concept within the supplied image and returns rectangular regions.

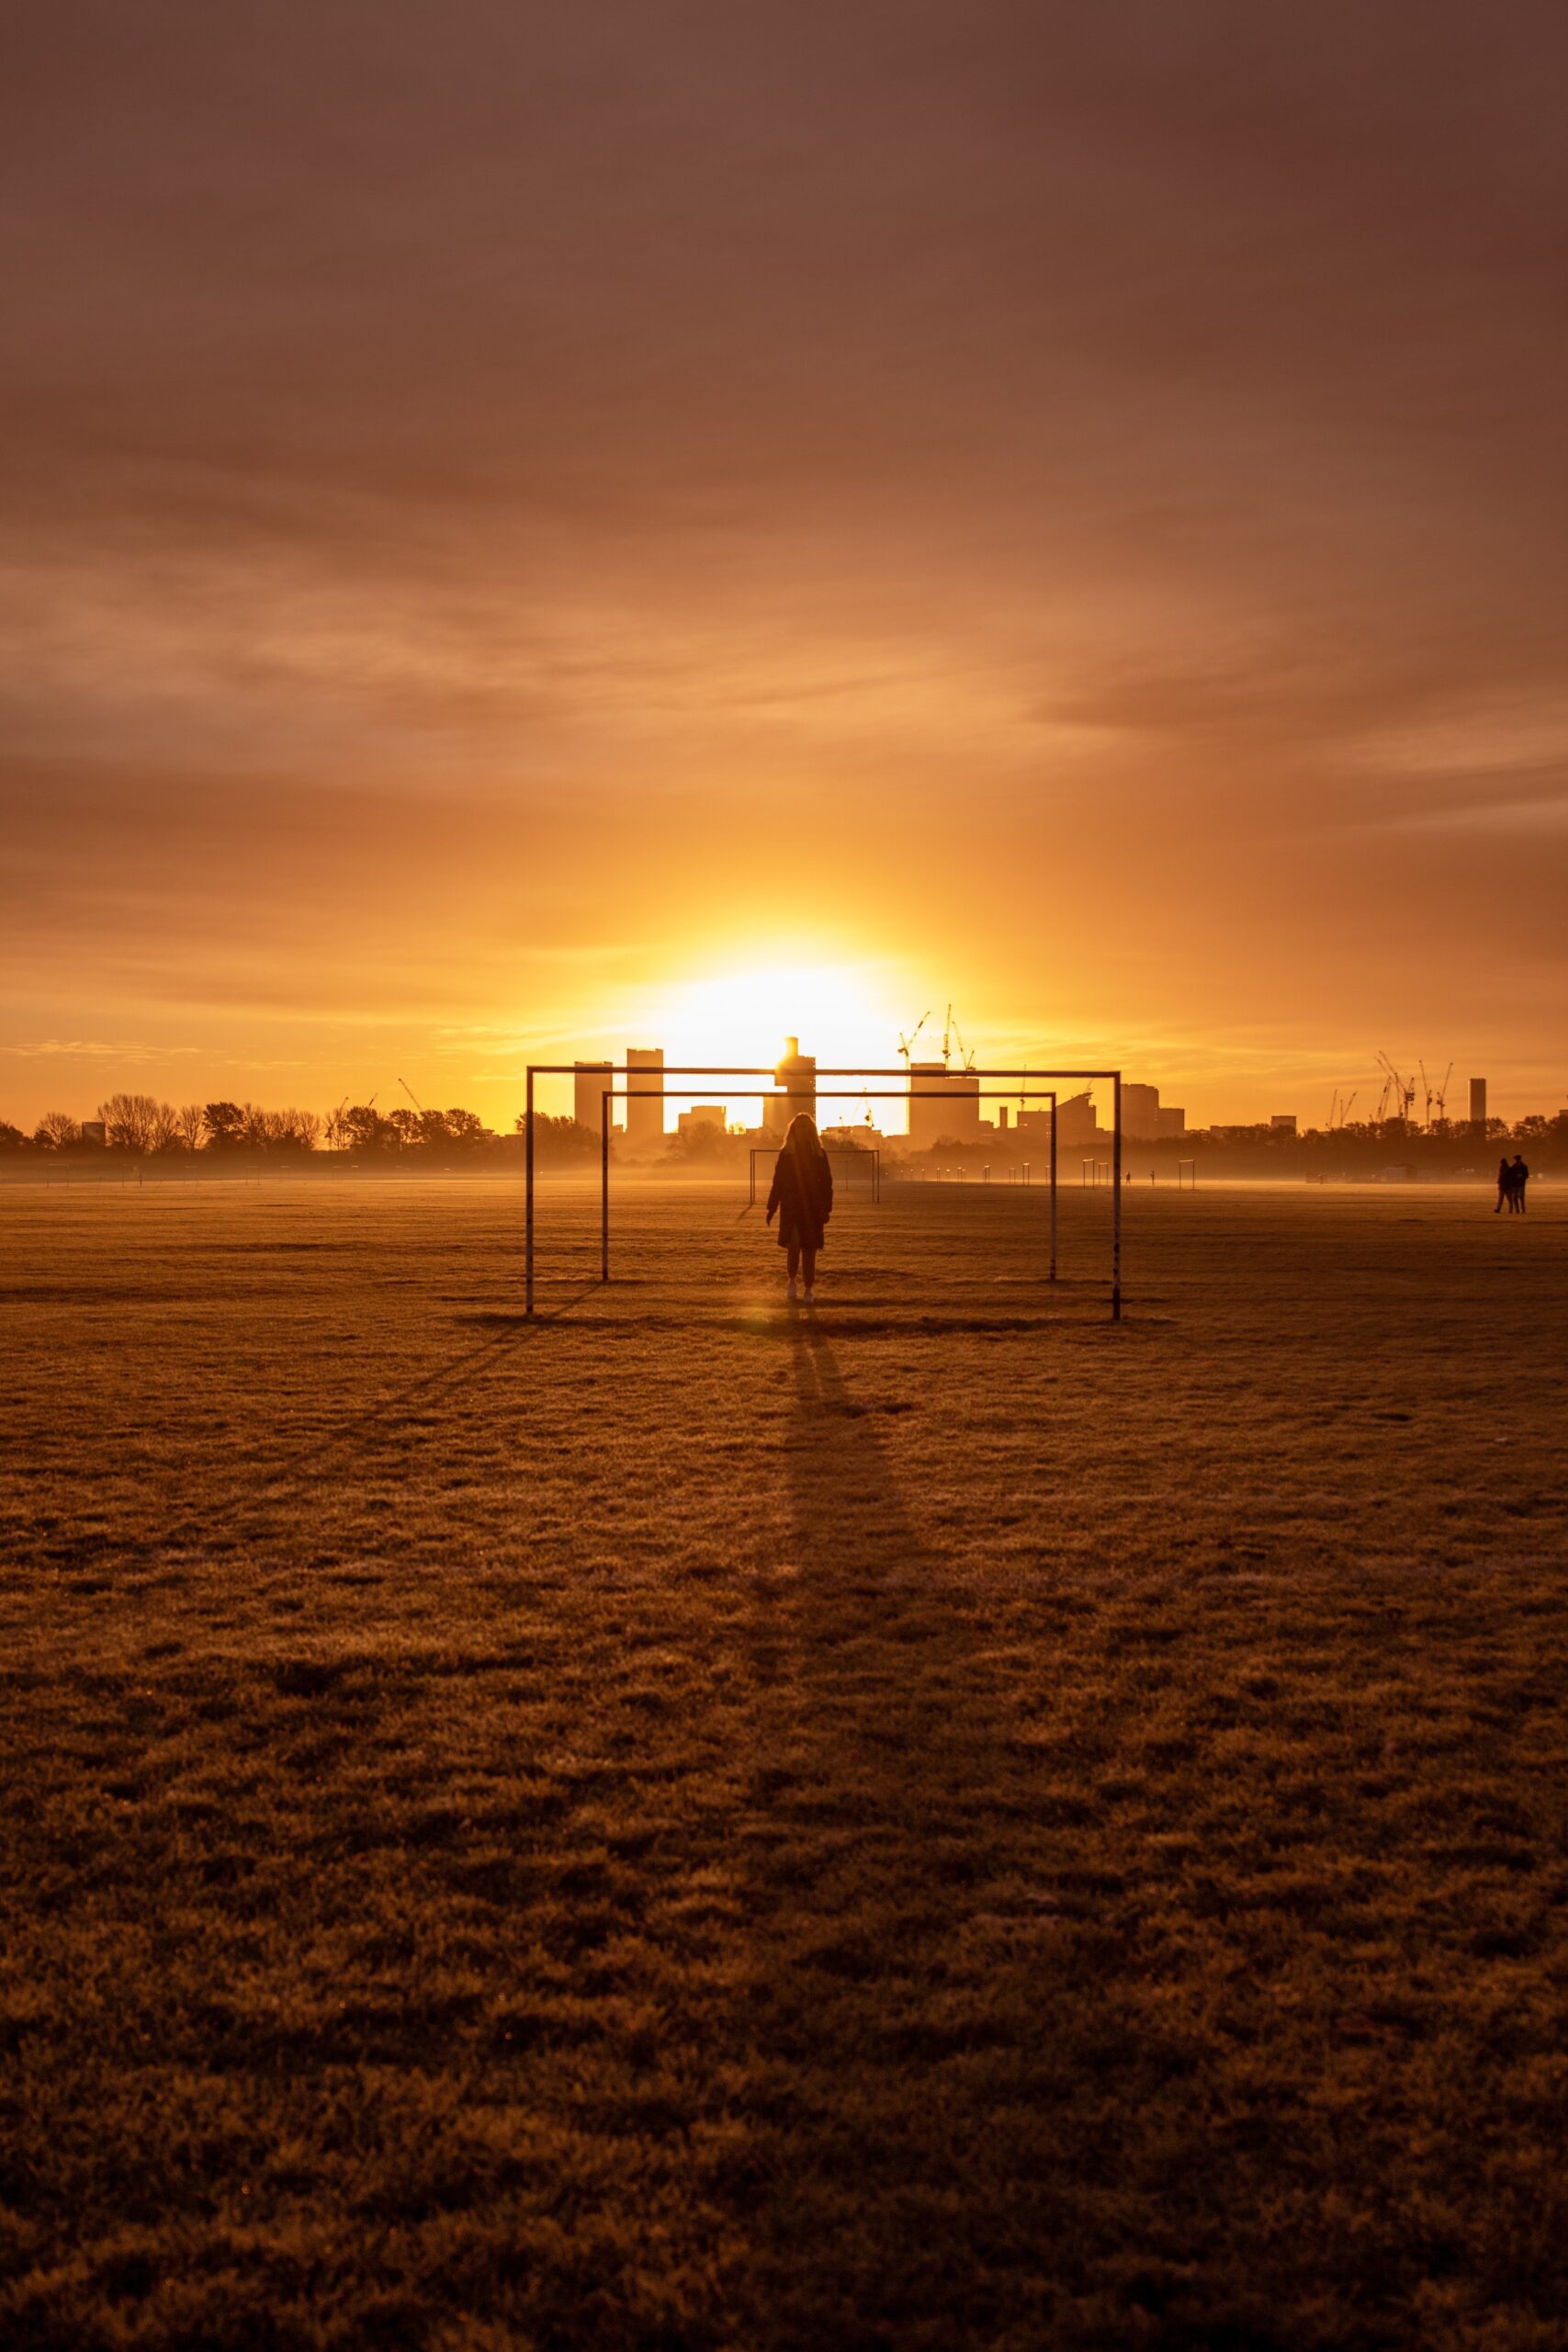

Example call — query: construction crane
[399,1077,425,1114]
[1434,1062,1453,1126]
[1376,1051,1416,1126]
[1419,1060,1434,1130]
[938,1003,978,1072]
[897,1012,931,1069]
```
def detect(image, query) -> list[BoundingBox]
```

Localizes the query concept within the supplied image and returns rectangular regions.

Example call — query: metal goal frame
[523,1065,1124,1317]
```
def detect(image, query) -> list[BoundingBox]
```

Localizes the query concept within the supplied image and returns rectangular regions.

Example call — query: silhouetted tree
[514,1113,601,1163]
[203,1102,246,1149]
[175,1102,206,1152]
[99,1092,161,1152]
[0,1120,27,1151]
[35,1110,83,1149]
[342,1104,394,1151]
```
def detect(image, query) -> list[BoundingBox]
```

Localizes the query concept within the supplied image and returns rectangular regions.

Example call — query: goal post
[750,1145,880,1207]
[523,1064,1122,1318]
[599,1085,1048,1288]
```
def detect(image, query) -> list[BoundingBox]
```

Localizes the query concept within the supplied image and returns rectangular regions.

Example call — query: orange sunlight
[644,961,912,1126]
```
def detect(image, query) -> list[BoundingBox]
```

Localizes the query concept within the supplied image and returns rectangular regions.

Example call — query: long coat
[766,1144,834,1251]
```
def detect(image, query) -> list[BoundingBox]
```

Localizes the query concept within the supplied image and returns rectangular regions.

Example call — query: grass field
[4,1174,1566,2350]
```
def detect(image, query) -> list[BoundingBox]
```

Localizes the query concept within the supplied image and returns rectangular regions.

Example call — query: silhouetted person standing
[766,1113,833,1303]
[1510,1154,1529,1213]
[1495,1156,1511,1213]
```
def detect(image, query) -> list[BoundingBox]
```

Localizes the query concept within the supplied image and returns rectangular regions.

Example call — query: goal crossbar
[524,1064,1122,1318]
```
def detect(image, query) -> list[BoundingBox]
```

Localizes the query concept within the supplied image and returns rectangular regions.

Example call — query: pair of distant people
[1495,1155,1529,1215]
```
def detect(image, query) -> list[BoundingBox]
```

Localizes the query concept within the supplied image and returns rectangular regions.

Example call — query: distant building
[988,1083,1183,1149]
[625,1047,663,1150]
[79,1120,107,1148]
[1053,1092,1100,1148]
[677,1104,726,1136]
[1122,1083,1162,1138]
[1121,1082,1187,1139]
[1270,1114,1297,1134]
[756,1091,790,1136]
[1010,1093,1091,1146]
[573,1060,614,1135]
[1469,1078,1487,1131]
[776,1037,816,1130]
[908,1061,981,1148]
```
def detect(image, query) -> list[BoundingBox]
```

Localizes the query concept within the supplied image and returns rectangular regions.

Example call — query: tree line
[6,1092,1562,1170]
[2,1095,326,1154]
[0,1092,611,1161]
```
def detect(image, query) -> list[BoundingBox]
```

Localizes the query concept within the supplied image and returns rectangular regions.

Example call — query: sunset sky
[6,2,1566,1129]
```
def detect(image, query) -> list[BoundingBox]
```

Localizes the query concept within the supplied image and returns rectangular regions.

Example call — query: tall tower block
[907,1061,982,1148]
[573,1062,614,1135]
[1469,1077,1487,1132]
[626,1047,664,1151]
[775,1036,816,1130]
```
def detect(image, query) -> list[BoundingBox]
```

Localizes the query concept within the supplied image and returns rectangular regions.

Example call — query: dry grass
[3,1174,1566,2350]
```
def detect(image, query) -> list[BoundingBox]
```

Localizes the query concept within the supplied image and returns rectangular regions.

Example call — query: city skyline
[1,944,1557,1137]
[11,1022,1549,1146]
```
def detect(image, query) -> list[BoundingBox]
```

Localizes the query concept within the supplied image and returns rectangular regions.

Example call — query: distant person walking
[766,1113,834,1304]
[1495,1155,1512,1214]
[1510,1154,1529,1214]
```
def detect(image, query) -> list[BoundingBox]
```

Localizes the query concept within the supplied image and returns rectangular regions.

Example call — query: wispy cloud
[1342,793,1568,839]
[0,1037,197,1061]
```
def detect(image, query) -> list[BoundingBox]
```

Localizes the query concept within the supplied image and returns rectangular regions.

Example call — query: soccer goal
[749,1146,880,1206]
[522,1065,1126,1318]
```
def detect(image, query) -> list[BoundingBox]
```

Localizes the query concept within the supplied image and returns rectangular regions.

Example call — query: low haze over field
[5,2,1566,1123]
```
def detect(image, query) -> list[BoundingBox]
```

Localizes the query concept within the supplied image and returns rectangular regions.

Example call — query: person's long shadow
[739,1321,1066,2344]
